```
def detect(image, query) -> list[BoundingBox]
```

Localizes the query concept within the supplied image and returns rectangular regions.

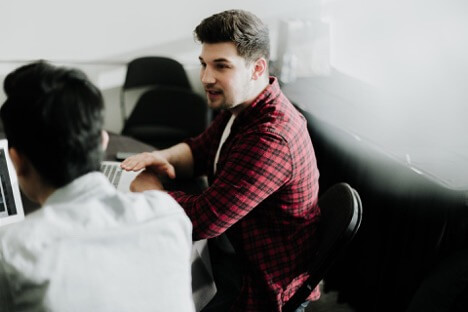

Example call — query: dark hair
[0,61,105,187]
[194,9,270,62]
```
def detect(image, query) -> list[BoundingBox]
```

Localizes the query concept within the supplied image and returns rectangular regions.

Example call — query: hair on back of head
[1,60,105,188]
[194,9,270,63]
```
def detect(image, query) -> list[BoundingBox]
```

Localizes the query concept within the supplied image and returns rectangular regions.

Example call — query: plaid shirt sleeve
[169,127,292,240]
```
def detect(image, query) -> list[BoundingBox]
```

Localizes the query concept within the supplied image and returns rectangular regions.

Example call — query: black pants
[201,235,242,312]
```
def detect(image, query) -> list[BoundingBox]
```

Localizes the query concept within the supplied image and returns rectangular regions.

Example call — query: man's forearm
[157,143,194,179]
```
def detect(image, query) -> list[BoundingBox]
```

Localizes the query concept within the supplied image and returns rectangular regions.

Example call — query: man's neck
[29,171,57,206]
[37,186,56,206]
[230,76,270,116]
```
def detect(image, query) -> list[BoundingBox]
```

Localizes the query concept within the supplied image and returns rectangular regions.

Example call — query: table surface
[106,132,154,160]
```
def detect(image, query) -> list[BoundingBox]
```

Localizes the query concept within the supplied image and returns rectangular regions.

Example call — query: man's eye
[216,64,229,69]
[200,63,207,68]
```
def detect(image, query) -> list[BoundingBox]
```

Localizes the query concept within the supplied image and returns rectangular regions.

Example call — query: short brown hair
[194,9,270,62]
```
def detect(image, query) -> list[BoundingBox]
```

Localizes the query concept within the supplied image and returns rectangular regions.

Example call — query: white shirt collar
[44,172,114,207]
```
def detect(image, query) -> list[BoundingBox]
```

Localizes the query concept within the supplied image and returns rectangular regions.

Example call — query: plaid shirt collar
[233,76,281,127]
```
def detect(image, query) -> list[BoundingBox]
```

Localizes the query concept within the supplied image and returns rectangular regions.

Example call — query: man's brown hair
[194,9,270,63]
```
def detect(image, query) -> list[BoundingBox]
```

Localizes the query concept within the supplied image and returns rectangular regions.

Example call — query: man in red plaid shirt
[122,9,321,312]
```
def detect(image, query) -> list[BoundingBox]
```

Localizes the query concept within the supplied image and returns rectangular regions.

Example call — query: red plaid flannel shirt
[169,77,321,311]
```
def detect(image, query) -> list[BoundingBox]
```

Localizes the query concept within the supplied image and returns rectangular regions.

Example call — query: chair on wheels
[120,56,192,123]
[121,86,209,149]
[282,182,363,312]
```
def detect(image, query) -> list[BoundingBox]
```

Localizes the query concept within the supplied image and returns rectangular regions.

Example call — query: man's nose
[201,67,215,84]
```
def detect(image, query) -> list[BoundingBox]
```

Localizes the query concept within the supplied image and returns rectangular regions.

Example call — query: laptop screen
[0,140,24,227]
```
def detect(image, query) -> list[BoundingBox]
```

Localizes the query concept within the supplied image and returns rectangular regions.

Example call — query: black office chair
[121,86,209,149]
[282,182,363,312]
[120,56,191,122]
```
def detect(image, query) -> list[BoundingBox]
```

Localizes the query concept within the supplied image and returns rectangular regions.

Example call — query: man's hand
[130,170,165,192]
[120,151,176,179]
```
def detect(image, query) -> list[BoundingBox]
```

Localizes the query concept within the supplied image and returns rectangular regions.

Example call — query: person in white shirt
[0,61,195,312]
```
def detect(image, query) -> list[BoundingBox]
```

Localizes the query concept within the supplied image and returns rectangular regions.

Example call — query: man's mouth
[206,89,222,96]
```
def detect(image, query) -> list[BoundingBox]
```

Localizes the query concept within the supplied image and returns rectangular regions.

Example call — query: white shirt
[0,172,195,312]
[213,113,236,174]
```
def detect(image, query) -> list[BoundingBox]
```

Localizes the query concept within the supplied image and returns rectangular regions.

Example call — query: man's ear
[101,130,109,151]
[251,57,268,80]
[9,147,29,177]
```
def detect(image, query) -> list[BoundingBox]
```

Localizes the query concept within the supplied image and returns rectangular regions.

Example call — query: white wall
[321,0,468,150]
[0,0,322,132]
[0,0,320,62]
[1,0,467,144]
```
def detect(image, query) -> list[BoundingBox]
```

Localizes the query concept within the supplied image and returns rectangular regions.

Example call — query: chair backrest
[120,56,192,123]
[121,86,209,149]
[123,56,191,90]
[282,182,363,312]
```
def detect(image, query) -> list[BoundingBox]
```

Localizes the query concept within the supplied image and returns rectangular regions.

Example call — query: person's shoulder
[124,190,189,221]
[0,209,44,241]
[270,95,307,132]
[134,191,192,237]
[141,190,181,209]
[247,97,301,137]
[0,210,48,268]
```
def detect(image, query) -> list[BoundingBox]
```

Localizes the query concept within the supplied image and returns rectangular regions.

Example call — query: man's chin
[211,106,227,112]
[207,100,225,111]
